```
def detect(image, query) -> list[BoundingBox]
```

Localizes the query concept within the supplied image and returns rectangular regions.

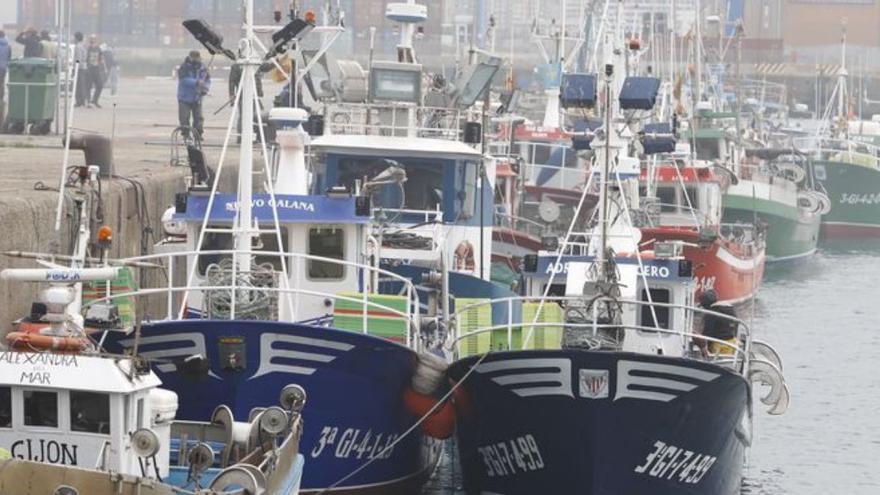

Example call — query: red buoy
[403,388,456,439]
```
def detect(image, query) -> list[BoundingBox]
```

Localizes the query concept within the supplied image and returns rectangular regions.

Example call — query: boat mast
[235,0,257,275]
[837,20,849,140]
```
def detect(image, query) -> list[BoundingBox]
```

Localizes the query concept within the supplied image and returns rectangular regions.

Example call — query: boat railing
[324,102,466,141]
[640,202,712,229]
[83,249,425,350]
[792,136,880,169]
[494,211,546,237]
[447,295,752,370]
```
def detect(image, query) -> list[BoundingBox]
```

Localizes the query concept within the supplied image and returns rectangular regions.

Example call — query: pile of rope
[204,257,278,320]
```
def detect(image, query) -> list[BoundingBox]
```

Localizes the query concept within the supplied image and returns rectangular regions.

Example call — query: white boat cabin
[0,351,175,477]
[162,191,372,322]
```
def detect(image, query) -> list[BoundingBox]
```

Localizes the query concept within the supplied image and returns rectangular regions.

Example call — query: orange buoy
[402,388,456,439]
[5,331,90,352]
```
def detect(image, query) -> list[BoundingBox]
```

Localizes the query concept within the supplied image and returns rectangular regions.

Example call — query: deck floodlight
[640,122,676,154]
[182,19,235,60]
[453,55,503,109]
[268,18,315,57]
[619,76,661,110]
[560,73,597,109]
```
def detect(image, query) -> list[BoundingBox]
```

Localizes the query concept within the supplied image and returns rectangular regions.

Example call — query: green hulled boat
[722,170,823,262]
[685,112,826,262]
[808,137,880,238]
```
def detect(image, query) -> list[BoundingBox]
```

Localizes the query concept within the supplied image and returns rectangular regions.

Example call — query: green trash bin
[4,58,57,135]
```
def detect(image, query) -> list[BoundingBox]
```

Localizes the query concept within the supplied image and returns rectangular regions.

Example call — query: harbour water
[425,240,880,495]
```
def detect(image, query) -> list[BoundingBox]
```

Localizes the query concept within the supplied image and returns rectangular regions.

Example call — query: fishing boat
[0,267,305,495]
[639,159,766,304]
[100,2,514,492]
[0,162,305,495]
[444,26,789,494]
[686,108,827,262]
[792,31,880,238]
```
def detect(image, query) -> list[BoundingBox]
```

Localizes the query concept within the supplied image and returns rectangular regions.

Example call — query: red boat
[639,164,766,305]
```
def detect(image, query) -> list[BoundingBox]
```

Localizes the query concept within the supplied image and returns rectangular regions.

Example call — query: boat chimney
[269,107,310,195]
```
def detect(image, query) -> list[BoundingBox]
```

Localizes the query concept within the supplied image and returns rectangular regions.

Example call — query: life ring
[402,388,456,439]
[5,331,90,352]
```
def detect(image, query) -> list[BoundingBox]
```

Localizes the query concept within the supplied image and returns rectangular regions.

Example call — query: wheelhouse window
[639,288,671,330]
[655,185,700,214]
[336,158,445,212]
[70,391,110,434]
[308,227,345,280]
[198,229,289,275]
[0,387,10,427]
[24,390,58,428]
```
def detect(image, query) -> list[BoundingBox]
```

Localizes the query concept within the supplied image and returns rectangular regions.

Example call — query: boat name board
[224,198,316,212]
[540,258,678,280]
[6,438,79,465]
[634,440,717,485]
[0,352,79,386]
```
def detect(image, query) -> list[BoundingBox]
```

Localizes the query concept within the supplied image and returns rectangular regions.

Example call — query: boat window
[694,138,720,160]
[459,160,478,219]
[0,387,10,428]
[70,391,110,434]
[337,158,444,212]
[308,227,345,280]
[198,228,289,275]
[24,390,58,428]
[656,186,676,212]
[639,288,671,329]
[136,398,145,429]
[682,186,700,212]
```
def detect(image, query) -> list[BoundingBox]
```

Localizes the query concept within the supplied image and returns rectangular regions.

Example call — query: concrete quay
[0,76,257,333]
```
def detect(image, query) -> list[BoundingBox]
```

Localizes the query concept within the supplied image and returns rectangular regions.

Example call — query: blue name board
[534,255,686,281]
[180,193,369,224]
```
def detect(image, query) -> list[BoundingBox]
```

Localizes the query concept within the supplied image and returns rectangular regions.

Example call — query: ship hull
[447,350,750,495]
[104,320,440,494]
[813,159,880,238]
[641,227,765,305]
[722,191,819,262]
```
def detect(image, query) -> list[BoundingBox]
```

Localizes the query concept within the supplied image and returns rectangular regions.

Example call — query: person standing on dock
[101,44,118,97]
[176,50,211,139]
[73,32,87,107]
[15,28,41,58]
[0,31,11,103]
[85,35,105,108]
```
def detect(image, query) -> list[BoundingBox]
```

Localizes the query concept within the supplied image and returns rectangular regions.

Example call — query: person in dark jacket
[177,51,211,139]
[15,28,42,58]
[0,31,11,102]
[696,289,739,357]
[85,35,105,107]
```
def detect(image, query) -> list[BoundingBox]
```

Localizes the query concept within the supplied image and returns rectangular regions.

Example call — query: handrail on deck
[86,249,423,349]
[447,295,751,369]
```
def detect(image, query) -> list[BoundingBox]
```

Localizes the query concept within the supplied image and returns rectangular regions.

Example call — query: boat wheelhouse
[639,163,766,304]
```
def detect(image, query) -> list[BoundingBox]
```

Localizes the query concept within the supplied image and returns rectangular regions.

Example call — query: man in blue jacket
[0,31,11,102]
[177,50,211,139]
